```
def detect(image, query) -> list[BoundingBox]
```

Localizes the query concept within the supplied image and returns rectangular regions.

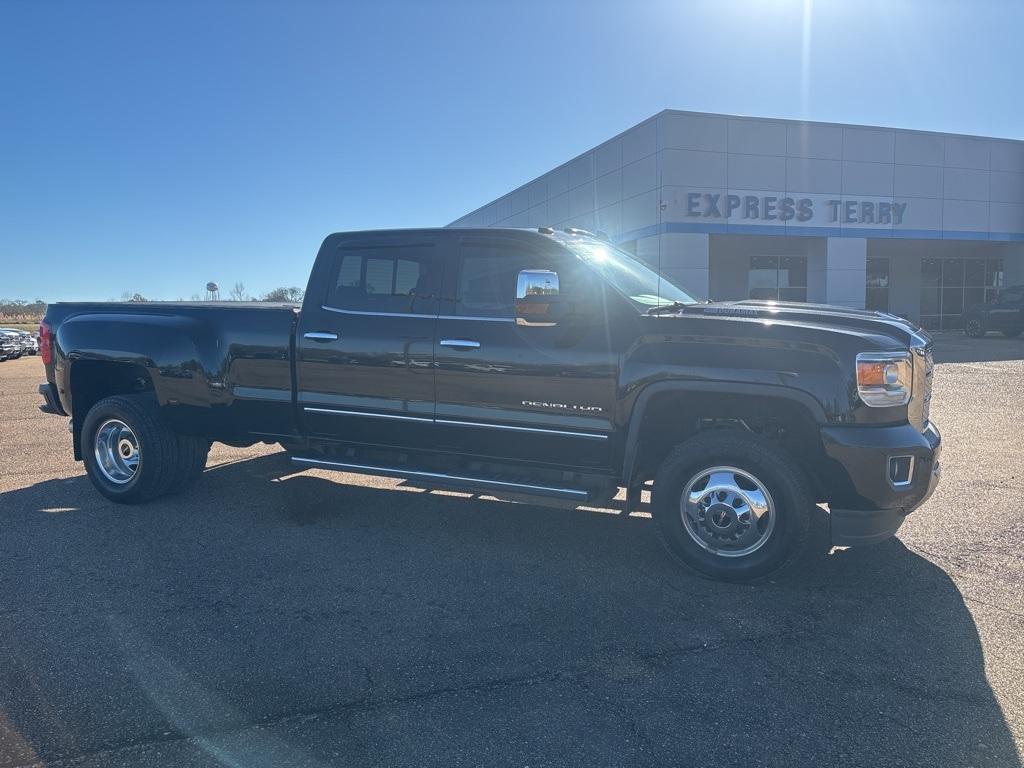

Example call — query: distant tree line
[0,299,47,323]
[110,284,304,302]
[210,283,305,302]
[259,286,304,302]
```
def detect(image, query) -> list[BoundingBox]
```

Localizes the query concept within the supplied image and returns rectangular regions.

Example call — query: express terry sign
[681,192,908,226]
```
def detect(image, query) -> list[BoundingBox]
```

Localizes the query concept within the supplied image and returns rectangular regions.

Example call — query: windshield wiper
[646,301,691,315]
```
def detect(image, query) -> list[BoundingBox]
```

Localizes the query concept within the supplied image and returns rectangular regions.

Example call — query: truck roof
[323,226,600,249]
[328,226,555,238]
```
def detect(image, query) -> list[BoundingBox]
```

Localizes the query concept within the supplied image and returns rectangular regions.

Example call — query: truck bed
[43,300,301,445]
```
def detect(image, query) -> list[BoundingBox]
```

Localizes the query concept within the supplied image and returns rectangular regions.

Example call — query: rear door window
[326,242,441,315]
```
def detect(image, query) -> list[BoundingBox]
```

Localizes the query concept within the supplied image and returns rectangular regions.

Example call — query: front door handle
[439,339,481,350]
[304,332,339,342]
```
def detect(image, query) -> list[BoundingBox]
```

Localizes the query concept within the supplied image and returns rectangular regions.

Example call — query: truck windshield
[555,234,701,310]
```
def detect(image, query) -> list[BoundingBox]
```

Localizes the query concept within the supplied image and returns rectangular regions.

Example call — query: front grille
[922,348,933,425]
[909,345,933,430]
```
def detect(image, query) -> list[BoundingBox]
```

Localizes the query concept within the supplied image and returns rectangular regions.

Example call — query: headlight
[856,352,913,407]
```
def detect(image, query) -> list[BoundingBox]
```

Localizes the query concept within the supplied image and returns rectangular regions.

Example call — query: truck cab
[293,228,627,475]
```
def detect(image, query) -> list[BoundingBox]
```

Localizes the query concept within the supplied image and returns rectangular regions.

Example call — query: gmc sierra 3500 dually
[39,227,941,581]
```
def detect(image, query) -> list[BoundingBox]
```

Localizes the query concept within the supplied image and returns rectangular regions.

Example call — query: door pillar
[656,233,710,299]
[825,237,867,308]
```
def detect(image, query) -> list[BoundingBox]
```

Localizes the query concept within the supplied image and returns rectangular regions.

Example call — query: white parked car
[0,331,19,361]
[0,328,34,356]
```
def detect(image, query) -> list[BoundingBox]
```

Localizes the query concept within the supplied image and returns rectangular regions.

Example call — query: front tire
[1002,329,1021,338]
[964,317,986,337]
[81,395,181,504]
[652,431,812,582]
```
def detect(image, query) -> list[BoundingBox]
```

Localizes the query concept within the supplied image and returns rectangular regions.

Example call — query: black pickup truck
[964,284,1024,338]
[39,228,941,580]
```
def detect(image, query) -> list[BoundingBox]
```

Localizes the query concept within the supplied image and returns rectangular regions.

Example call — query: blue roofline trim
[611,222,1024,244]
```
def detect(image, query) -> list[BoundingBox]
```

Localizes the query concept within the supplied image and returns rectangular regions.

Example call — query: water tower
[205,282,220,301]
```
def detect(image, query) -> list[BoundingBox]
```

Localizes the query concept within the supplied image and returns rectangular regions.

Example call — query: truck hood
[673,300,931,349]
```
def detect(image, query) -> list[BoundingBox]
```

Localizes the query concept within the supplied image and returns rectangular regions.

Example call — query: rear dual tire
[82,395,209,504]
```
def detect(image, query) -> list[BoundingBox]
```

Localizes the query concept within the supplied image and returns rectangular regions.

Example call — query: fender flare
[57,314,214,456]
[619,380,828,489]
[57,314,211,406]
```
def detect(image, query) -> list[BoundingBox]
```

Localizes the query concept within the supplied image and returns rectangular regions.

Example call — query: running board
[290,456,589,501]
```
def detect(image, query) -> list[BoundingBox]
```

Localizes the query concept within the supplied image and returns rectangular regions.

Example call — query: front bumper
[820,421,941,547]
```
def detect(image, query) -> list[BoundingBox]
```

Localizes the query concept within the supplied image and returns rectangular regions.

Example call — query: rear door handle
[439,339,481,350]
[304,332,339,342]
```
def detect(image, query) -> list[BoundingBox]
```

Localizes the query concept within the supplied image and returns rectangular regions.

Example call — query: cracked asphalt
[1,336,1022,767]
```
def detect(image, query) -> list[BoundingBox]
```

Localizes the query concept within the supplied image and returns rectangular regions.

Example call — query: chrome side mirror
[515,269,560,326]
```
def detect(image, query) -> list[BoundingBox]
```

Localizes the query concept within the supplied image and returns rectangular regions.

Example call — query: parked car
[17,330,36,355]
[964,285,1024,338]
[0,328,32,356]
[0,330,22,360]
[0,331,18,361]
[38,228,941,581]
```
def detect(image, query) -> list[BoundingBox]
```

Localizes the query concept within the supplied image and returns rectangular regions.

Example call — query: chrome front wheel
[680,465,776,558]
[93,419,141,484]
[654,432,811,581]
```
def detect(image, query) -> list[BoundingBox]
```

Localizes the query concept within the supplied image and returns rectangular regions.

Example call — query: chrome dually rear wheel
[94,419,141,484]
[82,395,183,504]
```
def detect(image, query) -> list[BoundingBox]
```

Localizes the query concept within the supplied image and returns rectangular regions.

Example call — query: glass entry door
[866,258,890,312]
[748,255,808,301]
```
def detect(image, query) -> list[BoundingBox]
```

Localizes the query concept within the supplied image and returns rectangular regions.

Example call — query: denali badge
[522,400,604,413]
[703,306,760,317]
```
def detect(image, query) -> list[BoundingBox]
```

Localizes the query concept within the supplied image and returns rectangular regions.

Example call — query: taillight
[39,321,53,364]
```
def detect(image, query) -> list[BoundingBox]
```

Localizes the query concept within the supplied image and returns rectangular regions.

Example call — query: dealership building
[450,110,1024,329]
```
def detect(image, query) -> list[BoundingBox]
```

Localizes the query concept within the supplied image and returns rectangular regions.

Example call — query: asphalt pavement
[1,337,1022,767]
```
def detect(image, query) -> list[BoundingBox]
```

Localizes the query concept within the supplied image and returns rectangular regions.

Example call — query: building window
[748,255,807,302]
[866,258,890,312]
[919,257,1003,330]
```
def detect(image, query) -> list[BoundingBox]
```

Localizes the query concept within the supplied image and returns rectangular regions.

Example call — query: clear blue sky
[2,0,1022,302]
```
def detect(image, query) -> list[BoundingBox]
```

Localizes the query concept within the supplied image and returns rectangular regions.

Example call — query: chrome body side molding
[435,418,608,440]
[302,407,432,423]
[301,406,607,439]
